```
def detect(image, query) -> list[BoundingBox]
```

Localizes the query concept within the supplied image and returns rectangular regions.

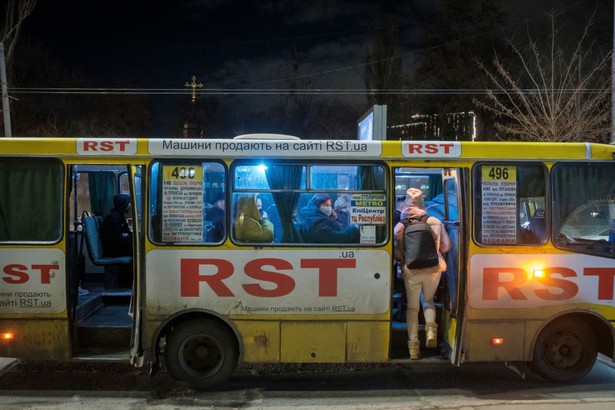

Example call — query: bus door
[438,170,467,366]
[67,164,143,360]
[391,167,467,364]
[128,164,144,365]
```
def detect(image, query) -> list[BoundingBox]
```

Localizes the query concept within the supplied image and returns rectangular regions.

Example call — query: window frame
[472,161,548,247]
[551,161,615,258]
[148,159,227,246]
[230,160,389,246]
[0,158,64,244]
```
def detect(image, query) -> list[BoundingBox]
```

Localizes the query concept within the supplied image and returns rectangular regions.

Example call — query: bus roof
[1,137,614,161]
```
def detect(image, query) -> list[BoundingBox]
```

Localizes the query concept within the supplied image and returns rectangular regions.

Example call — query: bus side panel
[346,320,389,362]
[0,319,70,360]
[0,247,69,360]
[463,321,526,362]
[281,321,346,362]
[235,320,281,362]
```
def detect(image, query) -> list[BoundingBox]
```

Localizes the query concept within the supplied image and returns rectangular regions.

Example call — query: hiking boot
[426,322,438,348]
[408,339,420,360]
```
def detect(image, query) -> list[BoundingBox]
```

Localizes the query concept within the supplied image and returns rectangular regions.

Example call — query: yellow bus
[1,136,614,388]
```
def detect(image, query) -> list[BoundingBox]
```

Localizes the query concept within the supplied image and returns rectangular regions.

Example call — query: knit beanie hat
[406,188,425,209]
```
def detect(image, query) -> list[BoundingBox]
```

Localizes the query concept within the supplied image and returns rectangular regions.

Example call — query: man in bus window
[299,193,359,243]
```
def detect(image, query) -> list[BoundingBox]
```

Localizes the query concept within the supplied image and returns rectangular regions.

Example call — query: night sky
[15,0,613,137]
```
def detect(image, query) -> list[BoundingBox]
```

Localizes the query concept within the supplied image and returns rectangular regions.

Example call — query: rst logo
[146,250,391,315]
[470,254,615,308]
[180,257,355,297]
[0,248,66,314]
[77,138,137,155]
[1,263,59,285]
[402,141,461,158]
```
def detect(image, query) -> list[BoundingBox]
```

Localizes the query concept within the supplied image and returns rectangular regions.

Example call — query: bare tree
[2,0,37,82]
[476,12,612,142]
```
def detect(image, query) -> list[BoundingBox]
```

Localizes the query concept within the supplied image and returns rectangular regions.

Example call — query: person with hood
[334,194,351,228]
[100,194,132,257]
[234,195,274,242]
[299,193,359,243]
[394,188,451,360]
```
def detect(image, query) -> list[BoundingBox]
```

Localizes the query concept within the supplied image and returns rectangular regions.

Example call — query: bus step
[77,305,132,349]
[76,293,104,322]
[100,291,132,305]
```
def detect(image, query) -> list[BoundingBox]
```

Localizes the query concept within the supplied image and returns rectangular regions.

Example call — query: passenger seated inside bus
[234,195,274,243]
[334,194,351,228]
[298,193,359,243]
[99,194,133,288]
[100,194,132,257]
[205,191,225,242]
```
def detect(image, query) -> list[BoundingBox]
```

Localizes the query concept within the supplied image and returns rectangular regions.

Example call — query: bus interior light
[491,337,505,345]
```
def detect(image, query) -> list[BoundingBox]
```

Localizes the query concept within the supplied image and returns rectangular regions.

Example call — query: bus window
[149,161,226,244]
[552,162,615,257]
[0,158,63,242]
[473,163,547,245]
[231,162,387,245]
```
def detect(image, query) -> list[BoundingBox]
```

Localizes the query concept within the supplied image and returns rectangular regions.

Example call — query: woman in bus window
[334,194,351,228]
[234,195,274,243]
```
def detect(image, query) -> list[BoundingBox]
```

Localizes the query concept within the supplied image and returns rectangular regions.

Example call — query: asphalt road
[1,356,615,409]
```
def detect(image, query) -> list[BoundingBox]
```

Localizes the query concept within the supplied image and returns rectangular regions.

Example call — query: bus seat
[529,216,546,241]
[82,216,132,288]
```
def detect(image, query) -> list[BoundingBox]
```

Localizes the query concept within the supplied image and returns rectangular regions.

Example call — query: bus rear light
[531,267,545,279]
[1,332,15,341]
[491,337,504,345]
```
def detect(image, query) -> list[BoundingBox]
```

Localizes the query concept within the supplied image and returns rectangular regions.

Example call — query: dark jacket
[206,206,225,242]
[299,200,359,243]
[100,195,132,257]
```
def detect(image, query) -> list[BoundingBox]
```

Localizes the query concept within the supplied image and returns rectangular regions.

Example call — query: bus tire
[529,318,597,383]
[165,319,239,389]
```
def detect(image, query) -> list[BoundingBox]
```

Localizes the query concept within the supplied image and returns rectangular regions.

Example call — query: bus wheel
[529,318,597,383]
[165,319,239,389]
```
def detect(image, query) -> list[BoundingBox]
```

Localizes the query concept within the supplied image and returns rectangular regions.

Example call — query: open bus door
[67,164,144,361]
[390,167,467,364]
[128,165,144,366]
[438,170,468,367]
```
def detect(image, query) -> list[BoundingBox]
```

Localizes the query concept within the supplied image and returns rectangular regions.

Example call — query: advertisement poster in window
[481,166,517,244]
[162,165,204,242]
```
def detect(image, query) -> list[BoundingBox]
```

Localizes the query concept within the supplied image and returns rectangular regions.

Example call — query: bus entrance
[67,164,143,361]
[390,167,465,364]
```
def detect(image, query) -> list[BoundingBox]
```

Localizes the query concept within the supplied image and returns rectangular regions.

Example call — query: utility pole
[0,42,12,137]
[612,0,615,143]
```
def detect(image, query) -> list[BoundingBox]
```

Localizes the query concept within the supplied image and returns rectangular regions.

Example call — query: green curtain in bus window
[265,165,303,242]
[88,172,115,216]
[359,165,385,190]
[517,165,545,198]
[0,159,63,242]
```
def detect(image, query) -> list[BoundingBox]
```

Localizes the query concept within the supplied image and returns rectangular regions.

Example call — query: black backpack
[403,216,439,269]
